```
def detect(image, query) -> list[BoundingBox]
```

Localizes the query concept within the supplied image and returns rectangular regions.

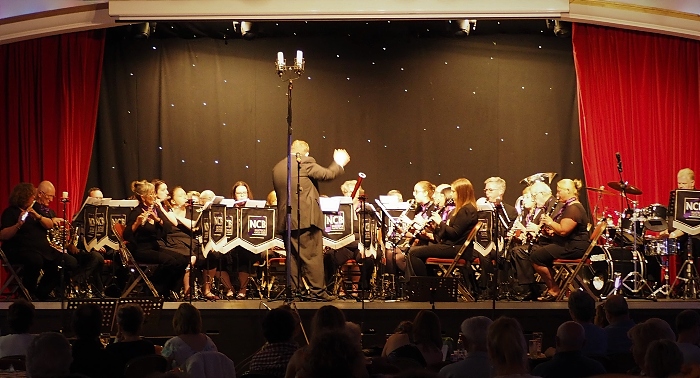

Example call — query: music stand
[66,298,119,335]
[670,189,700,299]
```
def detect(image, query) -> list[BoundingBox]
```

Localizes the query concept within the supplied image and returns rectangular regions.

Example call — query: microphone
[295,152,301,163]
[616,152,622,173]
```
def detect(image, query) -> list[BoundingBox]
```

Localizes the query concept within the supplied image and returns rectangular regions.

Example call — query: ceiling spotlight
[239,21,254,39]
[133,22,151,39]
[455,19,477,36]
[546,19,571,38]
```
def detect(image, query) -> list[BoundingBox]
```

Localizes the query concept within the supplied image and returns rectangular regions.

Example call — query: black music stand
[66,298,119,335]
[670,189,700,299]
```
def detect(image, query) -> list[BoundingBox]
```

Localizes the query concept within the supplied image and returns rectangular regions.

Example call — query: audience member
[567,291,607,356]
[106,304,156,377]
[602,294,635,355]
[628,317,676,375]
[250,308,299,378]
[70,303,119,378]
[26,332,72,378]
[162,303,217,369]
[383,310,444,367]
[645,339,684,378]
[438,316,492,378]
[301,329,368,378]
[0,299,35,358]
[285,305,346,378]
[532,321,606,378]
[675,309,700,366]
[487,317,536,378]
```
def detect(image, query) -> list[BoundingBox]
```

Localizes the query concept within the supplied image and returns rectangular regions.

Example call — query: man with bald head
[660,168,700,260]
[532,321,606,378]
[0,181,77,300]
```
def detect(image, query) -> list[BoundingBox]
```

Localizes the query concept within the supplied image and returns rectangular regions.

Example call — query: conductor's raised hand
[333,149,350,167]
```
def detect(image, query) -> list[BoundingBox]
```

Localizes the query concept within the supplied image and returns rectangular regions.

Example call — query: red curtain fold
[573,24,700,221]
[0,30,105,217]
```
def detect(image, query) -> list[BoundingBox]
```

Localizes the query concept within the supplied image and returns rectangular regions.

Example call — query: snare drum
[643,204,668,232]
[644,238,679,256]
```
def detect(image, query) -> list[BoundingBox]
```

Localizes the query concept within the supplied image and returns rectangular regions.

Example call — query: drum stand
[607,215,652,297]
[671,240,700,299]
[650,255,671,298]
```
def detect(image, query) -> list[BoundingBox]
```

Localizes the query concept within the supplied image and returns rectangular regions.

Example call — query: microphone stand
[188,200,195,303]
[60,196,69,310]
[276,51,304,303]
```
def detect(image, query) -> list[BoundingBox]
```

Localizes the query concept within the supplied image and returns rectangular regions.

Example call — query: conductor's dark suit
[273,155,344,298]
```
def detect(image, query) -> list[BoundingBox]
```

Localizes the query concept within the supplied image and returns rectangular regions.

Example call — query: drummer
[659,168,699,256]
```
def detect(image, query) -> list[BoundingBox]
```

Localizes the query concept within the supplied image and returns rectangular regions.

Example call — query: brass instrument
[47,222,79,252]
[519,172,557,186]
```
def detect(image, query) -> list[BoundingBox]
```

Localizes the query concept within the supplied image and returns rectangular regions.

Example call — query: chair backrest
[0,355,26,371]
[185,351,236,378]
[123,354,168,378]
[112,222,127,243]
[589,219,608,243]
[444,220,483,277]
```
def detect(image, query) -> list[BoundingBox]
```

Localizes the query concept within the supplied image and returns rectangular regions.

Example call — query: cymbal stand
[671,239,700,299]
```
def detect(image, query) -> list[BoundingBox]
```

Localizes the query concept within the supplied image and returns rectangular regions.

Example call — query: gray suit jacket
[272,155,344,232]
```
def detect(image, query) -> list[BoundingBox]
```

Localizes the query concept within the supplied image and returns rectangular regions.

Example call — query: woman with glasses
[124,180,189,299]
[393,181,437,273]
[406,178,479,277]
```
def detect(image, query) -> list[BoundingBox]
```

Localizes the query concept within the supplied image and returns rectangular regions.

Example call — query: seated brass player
[0,182,78,300]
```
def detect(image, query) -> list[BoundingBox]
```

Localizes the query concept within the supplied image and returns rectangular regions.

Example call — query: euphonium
[47,222,79,252]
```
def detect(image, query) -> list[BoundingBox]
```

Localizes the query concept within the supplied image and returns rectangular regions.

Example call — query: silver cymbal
[520,172,557,186]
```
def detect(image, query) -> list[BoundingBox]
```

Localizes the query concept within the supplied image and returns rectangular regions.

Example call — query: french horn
[47,222,79,252]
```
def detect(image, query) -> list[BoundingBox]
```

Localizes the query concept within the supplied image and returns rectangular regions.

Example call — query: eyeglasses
[413,190,426,194]
[484,188,498,193]
[38,190,55,199]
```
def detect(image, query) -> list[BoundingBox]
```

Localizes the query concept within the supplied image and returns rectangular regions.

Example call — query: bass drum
[579,246,646,298]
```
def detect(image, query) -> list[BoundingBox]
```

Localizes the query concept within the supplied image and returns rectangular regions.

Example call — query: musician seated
[70,187,107,297]
[407,178,478,277]
[124,180,189,299]
[227,181,266,299]
[169,186,231,300]
[0,181,78,301]
[393,181,437,273]
[324,180,376,296]
[511,181,557,300]
[530,179,590,301]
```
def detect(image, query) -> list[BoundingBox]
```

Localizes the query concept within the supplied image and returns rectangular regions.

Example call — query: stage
[1,298,698,371]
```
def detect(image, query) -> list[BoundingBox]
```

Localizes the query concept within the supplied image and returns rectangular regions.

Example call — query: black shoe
[517,291,539,301]
[315,292,337,302]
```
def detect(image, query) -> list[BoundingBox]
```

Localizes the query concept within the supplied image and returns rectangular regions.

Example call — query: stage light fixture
[454,19,477,36]
[133,22,151,38]
[545,19,570,38]
[240,21,254,39]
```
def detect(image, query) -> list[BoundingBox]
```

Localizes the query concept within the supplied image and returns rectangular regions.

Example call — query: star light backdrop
[87,20,584,206]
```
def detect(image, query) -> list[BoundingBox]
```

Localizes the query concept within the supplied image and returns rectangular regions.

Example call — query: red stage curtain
[0,30,105,216]
[573,23,700,221]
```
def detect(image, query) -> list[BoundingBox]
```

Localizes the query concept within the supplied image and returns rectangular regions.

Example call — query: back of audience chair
[0,355,25,371]
[123,354,168,378]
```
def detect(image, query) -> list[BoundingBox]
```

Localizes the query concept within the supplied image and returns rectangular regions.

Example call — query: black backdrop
[87,20,584,206]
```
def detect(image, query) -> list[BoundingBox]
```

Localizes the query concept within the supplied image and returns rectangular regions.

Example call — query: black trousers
[512,244,536,285]
[285,226,326,297]
[408,243,470,276]
[132,246,189,296]
[324,244,376,290]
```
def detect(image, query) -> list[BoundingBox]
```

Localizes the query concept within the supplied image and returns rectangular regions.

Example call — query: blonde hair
[678,168,695,181]
[291,140,310,155]
[558,179,583,198]
[130,180,154,203]
[415,181,436,199]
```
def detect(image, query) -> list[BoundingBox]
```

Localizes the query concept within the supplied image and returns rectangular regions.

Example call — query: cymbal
[607,181,643,195]
[585,186,616,195]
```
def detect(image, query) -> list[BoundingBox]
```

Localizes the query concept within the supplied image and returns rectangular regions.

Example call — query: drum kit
[585,181,685,299]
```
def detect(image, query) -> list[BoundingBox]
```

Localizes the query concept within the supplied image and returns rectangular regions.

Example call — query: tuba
[47,222,79,252]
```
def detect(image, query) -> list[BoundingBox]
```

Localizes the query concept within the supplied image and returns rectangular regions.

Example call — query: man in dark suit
[273,140,350,301]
